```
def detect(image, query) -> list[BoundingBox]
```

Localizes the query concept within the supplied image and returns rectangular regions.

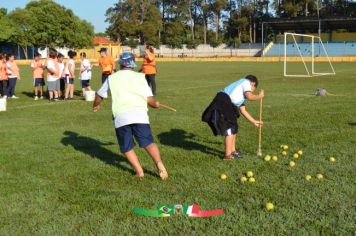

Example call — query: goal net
[284,33,336,77]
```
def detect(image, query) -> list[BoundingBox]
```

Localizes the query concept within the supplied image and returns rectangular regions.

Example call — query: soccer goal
[284,32,336,77]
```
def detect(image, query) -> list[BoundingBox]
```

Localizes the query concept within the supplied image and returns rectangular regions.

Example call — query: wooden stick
[160,103,177,112]
[258,98,263,153]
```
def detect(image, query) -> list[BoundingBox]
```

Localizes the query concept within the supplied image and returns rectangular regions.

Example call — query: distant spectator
[79,52,92,97]
[0,53,8,98]
[31,52,45,100]
[6,54,20,99]
[140,45,157,95]
[64,50,76,100]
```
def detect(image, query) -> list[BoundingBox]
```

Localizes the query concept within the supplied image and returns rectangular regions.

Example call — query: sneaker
[223,155,239,161]
[40,96,44,99]
[231,150,243,159]
[11,95,19,99]
[54,97,60,102]
[34,96,39,100]
[3,95,7,99]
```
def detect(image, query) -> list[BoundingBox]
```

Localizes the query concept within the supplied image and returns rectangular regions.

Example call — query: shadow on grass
[61,131,159,177]
[22,91,35,98]
[348,123,356,126]
[157,129,222,157]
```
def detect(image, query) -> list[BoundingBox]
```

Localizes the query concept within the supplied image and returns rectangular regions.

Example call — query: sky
[0,0,118,33]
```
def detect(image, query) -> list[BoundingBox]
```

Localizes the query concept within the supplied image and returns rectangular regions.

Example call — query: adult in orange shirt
[31,52,45,100]
[0,52,8,98]
[140,45,157,95]
[98,48,116,83]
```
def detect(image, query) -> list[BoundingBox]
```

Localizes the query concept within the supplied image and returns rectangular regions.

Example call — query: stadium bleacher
[264,42,356,56]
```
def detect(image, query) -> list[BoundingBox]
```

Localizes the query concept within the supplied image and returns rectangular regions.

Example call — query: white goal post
[284,32,336,77]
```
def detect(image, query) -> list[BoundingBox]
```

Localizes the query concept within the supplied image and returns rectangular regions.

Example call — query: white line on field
[161,84,225,92]
[14,100,83,109]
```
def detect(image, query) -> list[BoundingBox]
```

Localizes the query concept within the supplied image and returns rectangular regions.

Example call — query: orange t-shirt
[142,51,157,75]
[98,56,115,74]
[7,61,20,78]
[0,61,7,81]
[31,60,44,79]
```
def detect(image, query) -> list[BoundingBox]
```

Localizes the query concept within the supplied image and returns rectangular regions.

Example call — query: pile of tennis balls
[239,171,256,184]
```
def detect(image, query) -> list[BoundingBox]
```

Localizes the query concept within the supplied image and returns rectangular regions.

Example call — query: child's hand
[155,101,160,108]
[259,89,264,99]
[254,121,263,128]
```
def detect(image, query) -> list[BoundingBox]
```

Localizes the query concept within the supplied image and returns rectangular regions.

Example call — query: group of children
[0,52,21,99]
[31,48,92,101]
[0,49,92,101]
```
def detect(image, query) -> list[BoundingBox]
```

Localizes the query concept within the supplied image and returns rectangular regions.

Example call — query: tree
[0,8,15,42]
[21,0,94,48]
[210,0,228,40]
[106,0,161,45]
[8,8,35,59]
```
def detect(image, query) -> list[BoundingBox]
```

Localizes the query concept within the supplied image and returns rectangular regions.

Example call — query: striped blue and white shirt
[221,79,252,107]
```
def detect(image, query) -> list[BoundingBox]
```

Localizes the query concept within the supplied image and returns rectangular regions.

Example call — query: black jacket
[202,92,239,136]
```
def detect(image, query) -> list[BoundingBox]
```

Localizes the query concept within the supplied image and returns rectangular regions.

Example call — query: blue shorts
[223,124,238,136]
[115,124,154,153]
[34,78,45,86]
[81,80,90,88]
[65,76,74,84]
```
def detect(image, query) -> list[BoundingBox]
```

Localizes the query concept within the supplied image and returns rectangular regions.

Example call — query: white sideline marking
[14,100,82,109]
[161,84,225,92]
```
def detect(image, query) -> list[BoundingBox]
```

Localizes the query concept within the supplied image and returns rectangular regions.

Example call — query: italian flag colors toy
[133,204,224,218]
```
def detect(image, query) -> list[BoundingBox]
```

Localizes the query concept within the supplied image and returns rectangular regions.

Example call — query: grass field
[0,62,355,235]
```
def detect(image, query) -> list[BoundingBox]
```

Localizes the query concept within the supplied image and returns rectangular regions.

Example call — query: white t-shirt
[65,59,75,76]
[222,79,252,107]
[46,59,58,82]
[58,62,65,78]
[80,59,92,80]
[97,72,153,128]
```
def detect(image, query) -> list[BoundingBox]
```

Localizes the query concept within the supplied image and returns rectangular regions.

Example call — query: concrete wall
[121,44,262,58]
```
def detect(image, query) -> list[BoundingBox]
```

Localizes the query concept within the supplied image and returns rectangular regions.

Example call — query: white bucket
[0,98,6,112]
[84,91,96,102]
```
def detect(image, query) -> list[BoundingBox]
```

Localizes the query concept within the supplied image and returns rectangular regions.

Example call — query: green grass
[0,62,355,235]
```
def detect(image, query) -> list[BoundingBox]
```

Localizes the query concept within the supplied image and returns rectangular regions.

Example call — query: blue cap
[118,52,137,68]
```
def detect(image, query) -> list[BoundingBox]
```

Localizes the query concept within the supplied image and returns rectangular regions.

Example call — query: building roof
[263,17,356,31]
[93,36,119,45]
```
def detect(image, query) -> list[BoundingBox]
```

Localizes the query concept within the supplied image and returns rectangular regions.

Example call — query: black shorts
[60,78,65,91]
[34,78,45,86]
[102,73,111,83]
[81,80,90,88]
[65,76,74,84]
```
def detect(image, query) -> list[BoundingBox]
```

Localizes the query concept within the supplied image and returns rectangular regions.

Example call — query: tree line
[0,0,94,59]
[105,0,356,49]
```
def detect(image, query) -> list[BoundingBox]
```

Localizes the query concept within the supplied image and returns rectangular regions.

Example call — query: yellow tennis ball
[280,144,284,149]
[264,155,271,161]
[298,150,303,155]
[272,156,278,161]
[220,174,227,180]
[249,177,256,183]
[282,151,287,156]
[257,152,262,157]
[305,175,312,181]
[283,145,288,150]
[289,161,296,167]
[246,171,254,178]
[240,176,248,183]
[329,157,336,162]
[293,153,299,159]
[316,174,323,180]
[266,202,274,211]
